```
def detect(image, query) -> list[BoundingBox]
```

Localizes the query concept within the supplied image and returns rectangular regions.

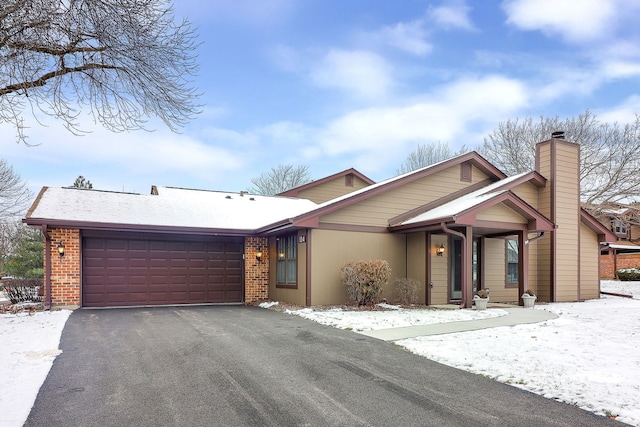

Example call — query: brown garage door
[82,233,244,307]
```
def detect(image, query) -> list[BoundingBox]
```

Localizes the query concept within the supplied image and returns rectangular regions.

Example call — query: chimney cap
[552,131,565,139]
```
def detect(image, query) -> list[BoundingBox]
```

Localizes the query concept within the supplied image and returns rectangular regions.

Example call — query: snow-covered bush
[394,277,419,305]
[617,268,640,281]
[340,260,391,306]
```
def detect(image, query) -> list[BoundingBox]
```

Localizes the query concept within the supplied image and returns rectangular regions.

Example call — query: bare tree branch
[0,158,31,221]
[0,0,201,144]
[248,164,312,196]
[397,142,467,175]
[480,110,640,205]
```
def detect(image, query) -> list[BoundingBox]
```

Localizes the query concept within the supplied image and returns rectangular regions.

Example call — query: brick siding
[244,236,269,303]
[48,228,81,307]
[45,229,270,307]
[600,252,640,279]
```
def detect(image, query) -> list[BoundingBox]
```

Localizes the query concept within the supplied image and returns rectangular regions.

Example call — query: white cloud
[503,0,616,43]
[428,0,476,31]
[597,96,640,124]
[376,20,432,56]
[308,75,528,172]
[310,49,394,100]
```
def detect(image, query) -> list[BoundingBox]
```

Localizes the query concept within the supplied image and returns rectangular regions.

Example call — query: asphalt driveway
[25,306,620,427]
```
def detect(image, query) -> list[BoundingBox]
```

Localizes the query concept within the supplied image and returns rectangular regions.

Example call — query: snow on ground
[284,304,507,332]
[269,281,640,426]
[4,281,640,426]
[0,309,71,427]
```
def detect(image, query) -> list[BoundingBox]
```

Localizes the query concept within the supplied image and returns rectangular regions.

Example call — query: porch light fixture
[57,240,65,257]
[436,243,445,257]
[256,248,263,262]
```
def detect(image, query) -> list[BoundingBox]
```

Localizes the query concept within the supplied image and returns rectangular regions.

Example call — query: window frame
[505,238,519,288]
[276,233,298,288]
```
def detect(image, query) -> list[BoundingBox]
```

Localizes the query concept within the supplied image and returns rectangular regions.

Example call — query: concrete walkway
[357,307,559,341]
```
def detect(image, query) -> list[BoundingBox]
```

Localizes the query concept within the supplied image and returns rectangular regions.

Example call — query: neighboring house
[589,203,640,278]
[24,136,616,309]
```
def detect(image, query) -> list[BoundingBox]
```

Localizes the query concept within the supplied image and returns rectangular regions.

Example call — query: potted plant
[473,289,489,310]
[521,289,537,308]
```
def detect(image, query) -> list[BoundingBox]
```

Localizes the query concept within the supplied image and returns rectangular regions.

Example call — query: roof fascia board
[292,152,505,226]
[22,218,255,236]
[388,178,495,226]
[278,168,375,197]
[580,208,618,242]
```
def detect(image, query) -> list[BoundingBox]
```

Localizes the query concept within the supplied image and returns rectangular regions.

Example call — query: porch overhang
[388,191,555,234]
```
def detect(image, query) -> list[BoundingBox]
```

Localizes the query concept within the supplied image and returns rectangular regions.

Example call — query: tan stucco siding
[320,167,491,227]
[429,234,448,304]
[580,223,600,300]
[298,176,371,204]
[476,204,527,224]
[406,232,427,304]
[268,231,308,306]
[309,229,406,306]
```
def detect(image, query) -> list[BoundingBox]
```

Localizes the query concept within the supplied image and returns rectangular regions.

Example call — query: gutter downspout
[440,222,467,308]
[42,224,51,310]
[525,232,545,245]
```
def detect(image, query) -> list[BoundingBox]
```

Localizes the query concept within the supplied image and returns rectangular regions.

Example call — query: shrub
[340,260,391,306]
[617,268,640,281]
[1,278,44,304]
[394,278,420,305]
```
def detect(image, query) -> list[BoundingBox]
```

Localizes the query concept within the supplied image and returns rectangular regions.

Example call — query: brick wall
[244,236,269,303]
[48,228,81,307]
[44,230,269,307]
[600,252,640,279]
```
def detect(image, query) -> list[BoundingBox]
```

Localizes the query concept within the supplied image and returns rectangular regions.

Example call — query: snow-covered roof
[26,186,318,231]
[399,172,530,226]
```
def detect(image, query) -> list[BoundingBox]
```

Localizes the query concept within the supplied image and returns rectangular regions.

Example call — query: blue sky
[4,0,640,196]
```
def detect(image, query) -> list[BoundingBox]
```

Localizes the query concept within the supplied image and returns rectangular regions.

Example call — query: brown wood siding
[511,182,540,209]
[553,142,580,302]
[476,204,527,224]
[297,176,371,204]
[580,223,600,300]
[535,142,553,302]
[483,238,516,303]
[320,167,491,227]
[430,234,448,304]
[82,234,244,307]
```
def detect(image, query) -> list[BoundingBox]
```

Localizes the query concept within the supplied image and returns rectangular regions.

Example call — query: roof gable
[276,151,506,230]
[278,168,374,199]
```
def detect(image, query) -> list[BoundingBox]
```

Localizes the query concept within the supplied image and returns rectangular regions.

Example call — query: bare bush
[340,260,391,306]
[394,277,420,305]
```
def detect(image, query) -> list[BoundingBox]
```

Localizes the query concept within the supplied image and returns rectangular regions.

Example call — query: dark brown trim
[318,222,389,233]
[390,191,555,233]
[42,224,51,310]
[580,209,618,242]
[460,161,472,182]
[388,179,494,226]
[505,236,519,289]
[426,232,431,306]
[278,168,375,197]
[306,229,312,306]
[288,152,506,228]
[25,187,48,220]
[24,219,255,237]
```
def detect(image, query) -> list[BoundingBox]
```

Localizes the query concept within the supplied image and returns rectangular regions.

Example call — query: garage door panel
[82,235,244,307]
